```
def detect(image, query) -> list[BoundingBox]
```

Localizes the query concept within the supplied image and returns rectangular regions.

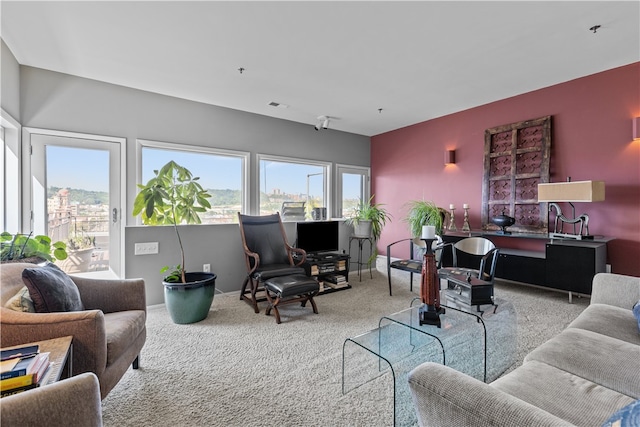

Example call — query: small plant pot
[163,272,217,324]
[58,247,95,273]
[352,220,372,238]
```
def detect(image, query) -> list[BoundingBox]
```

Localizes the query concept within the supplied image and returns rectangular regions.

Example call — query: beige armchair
[0,262,146,399]
[0,372,103,427]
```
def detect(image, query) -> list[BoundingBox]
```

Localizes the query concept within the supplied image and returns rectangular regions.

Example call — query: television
[296,221,339,255]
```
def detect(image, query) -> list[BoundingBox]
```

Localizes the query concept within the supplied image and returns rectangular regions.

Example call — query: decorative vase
[163,272,217,324]
[352,220,372,237]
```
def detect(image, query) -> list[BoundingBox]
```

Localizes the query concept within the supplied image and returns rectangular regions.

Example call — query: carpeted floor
[101,270,589,427]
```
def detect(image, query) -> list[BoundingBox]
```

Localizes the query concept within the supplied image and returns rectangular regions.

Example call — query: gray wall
[19,66,371,305]
[1,40,21,119]
[125,220,364,305]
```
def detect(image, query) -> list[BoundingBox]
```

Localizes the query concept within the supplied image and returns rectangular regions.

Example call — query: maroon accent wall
[371,62,640,276]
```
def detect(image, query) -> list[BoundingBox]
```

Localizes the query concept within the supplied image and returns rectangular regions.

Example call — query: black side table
[348,236,373,281]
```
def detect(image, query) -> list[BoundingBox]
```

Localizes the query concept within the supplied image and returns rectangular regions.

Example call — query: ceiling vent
[268,101,289,109]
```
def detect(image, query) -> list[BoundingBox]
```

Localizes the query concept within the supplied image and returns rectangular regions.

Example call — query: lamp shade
[537,180,605,202]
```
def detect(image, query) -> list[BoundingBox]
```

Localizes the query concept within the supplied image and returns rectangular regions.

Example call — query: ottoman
[263,274,320,324]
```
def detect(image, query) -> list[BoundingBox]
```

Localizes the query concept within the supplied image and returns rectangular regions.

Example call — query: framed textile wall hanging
[481,116,551,234]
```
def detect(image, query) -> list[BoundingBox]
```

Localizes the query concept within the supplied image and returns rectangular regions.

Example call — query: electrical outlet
[203,263,211,273]
[134,242,159,255]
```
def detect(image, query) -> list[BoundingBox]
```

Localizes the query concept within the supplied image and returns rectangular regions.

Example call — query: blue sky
[47,146,339,198]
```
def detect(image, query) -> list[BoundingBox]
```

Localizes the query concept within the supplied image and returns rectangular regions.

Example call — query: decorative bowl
[491,210,515,235]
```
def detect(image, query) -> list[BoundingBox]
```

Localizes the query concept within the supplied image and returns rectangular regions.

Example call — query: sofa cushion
[492,360,636,426]
[568,303,640,345]
[524,328,640,399]
[21,263,84,312]
[3,286,36,313]
[104,310,146,366]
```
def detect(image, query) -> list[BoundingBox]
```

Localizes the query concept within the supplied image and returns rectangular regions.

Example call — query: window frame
[335,164,370,219]
[255,154,332,218]
[1,109,21,233]
[136,139,250,224]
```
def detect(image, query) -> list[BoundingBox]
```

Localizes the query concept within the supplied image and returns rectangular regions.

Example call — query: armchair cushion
[21,263,84,313]
[253,264,305,281]
[4,286,36,313]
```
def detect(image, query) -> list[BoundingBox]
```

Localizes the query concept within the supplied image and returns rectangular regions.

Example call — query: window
[258,155,330,221]
[337,165,370,218]
[1,110,21,233]
[139,141,248,224]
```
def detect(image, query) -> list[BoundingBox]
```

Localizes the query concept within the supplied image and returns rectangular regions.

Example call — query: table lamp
[537,179,605,240]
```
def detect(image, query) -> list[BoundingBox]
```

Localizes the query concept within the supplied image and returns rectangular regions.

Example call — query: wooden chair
[237,213,319,323]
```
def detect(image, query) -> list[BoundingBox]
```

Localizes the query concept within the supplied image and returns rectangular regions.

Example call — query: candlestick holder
[448,207,457,231]
[418,238,445,327]
[462,206,471,232]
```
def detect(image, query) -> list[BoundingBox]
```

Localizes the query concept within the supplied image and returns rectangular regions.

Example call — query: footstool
[263,274,320,324]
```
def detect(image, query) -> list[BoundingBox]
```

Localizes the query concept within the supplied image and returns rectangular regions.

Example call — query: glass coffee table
[342,295,516,426]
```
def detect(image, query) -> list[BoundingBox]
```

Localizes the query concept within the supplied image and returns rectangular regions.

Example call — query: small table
[2,336,73,386]
[342,299,516,426]
[348,236,373,281]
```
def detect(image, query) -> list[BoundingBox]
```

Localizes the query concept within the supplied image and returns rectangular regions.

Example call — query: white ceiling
[2,1,639,137]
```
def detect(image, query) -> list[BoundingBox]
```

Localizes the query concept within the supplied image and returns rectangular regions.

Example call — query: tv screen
[296,221,339,254]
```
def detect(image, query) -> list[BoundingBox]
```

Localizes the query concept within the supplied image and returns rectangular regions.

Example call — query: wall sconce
[444,149,456,165]
[633,117,640,140]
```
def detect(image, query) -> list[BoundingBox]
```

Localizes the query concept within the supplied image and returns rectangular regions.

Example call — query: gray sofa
[408,272,640,426]
[0,372,103,427]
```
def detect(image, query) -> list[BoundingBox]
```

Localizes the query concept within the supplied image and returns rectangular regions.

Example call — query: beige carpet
[101,270,589,427]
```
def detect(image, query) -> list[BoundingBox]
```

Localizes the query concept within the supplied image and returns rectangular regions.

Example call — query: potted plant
[0,232,68,264]
[345,195,392,263]
[403,200,446,237]
[57,230,95,273]
[403,200,447,259]
[133,160,217,324]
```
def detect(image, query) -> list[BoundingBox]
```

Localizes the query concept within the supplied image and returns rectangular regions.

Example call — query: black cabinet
[442,232,610,297]
[545,241,607,294]
[303,253,350,294]
[495,250,546,286]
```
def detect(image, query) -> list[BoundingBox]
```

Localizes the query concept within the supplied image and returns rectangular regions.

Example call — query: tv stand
[302,253,351,294]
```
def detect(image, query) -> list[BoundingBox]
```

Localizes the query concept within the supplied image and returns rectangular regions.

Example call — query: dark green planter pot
[163,272,217,324]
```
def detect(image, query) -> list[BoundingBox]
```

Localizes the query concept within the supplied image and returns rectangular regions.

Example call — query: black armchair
[237,213,319,323]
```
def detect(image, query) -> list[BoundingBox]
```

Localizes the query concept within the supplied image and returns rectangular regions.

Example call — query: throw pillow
[633,300,640,332]
[602,399,640,427]
[3,286,36,313]
[21,263,84,312]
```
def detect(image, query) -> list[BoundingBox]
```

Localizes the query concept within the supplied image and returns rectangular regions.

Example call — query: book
[0,373,34,391]
[0,353,50,391]
[0,345,39,362]
[0,358,21,379]
[1,354,39,381]
[0,362,54,398]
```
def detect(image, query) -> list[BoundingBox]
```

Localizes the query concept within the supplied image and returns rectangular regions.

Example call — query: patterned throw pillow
[633,300,640,332]
[3,286,36,313]
[21,263,84,312]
